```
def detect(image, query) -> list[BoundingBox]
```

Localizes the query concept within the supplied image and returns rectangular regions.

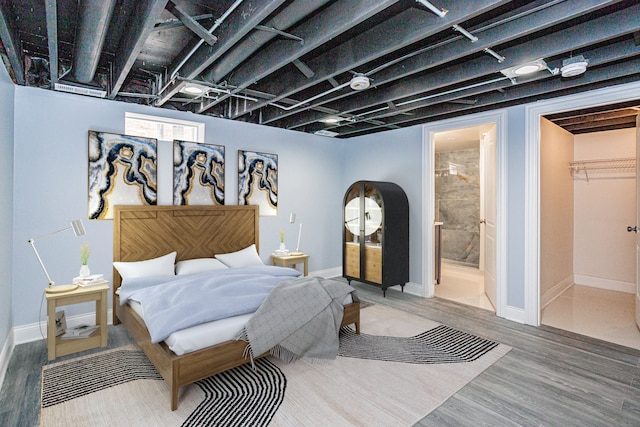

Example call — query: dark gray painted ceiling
[0,0,638,138]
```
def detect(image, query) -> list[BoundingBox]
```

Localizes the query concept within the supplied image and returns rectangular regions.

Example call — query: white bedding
[127,292,354,356]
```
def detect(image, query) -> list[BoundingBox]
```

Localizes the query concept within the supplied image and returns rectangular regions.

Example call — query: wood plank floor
[1,282,639,426]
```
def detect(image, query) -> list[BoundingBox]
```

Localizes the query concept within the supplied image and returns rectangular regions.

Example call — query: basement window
[124,112,204,142]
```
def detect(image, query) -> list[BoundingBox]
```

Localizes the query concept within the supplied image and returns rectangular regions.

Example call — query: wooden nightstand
[46,284,109,360]
[271,253,310,276]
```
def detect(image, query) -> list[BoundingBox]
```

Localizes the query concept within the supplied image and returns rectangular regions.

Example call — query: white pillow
[215,244,264,268]
[113,251,177,279]
[175,258,228,275]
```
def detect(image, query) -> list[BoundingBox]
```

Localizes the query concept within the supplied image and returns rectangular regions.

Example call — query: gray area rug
[41,305,510,426]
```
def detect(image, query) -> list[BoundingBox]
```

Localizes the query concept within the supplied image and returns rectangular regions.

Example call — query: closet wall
[540,119,636,307]
[540,118,574,306]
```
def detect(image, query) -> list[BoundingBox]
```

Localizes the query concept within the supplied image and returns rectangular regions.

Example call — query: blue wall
[7,79,621,332]
[6,87,532,328]
[0,63,15,358]
[342,126,424,284]
[11,86,344,325]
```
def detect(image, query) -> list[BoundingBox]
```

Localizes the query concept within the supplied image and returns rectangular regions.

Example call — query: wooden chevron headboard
[112,205,260,295]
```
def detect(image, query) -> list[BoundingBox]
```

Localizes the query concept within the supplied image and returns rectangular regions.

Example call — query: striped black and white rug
[41,304,510,427]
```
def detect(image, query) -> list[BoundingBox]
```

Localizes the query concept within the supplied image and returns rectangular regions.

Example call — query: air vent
[54,82,107,98]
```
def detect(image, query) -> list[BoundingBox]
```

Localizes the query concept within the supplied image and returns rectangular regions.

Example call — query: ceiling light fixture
[560,55,588,77]
[322,117,342,124]
[314,129,339,137]
[350,74,370,90]
[180,84,206,95]
[500,59,555,80]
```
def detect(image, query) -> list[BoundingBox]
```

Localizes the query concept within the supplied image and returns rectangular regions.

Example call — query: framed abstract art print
[173,140,225,205]
[88,131,157,220]
[238,150,278,216]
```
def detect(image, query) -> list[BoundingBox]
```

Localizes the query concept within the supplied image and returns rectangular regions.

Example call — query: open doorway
[538,113,640,350]
[523,81,640,349]
[432,124,496,312]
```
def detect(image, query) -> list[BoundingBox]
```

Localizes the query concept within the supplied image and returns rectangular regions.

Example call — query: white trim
[501,305,525,323]
[124,111,205,142]
[421,125,434,298]
[540,274,574,309]
[524,80,640,326]
[573,274,635,294]
[12,309,113,345]
[386,281,423,297]
[311,266,342,279]
[422,110,508,318]
[0,332,14,392]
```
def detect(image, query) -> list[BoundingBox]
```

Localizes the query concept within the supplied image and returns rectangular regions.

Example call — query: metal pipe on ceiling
[171,0,244,79]
[72,0,117,83]
[203,0,332,84]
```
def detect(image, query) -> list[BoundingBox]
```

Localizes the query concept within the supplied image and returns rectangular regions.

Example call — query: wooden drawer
[364,245,382,284]
[344,244,360,278]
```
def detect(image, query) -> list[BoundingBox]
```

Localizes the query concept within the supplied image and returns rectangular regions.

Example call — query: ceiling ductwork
[72,0,117,84]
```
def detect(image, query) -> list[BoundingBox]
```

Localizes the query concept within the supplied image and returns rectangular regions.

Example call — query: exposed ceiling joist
[204,0,332,85]
[292,35,640,132]
[339,58,640,137]
[229,0,512,120]
[0,0,24,84]
[267,0,628,127]
[155,0,288,107]
[197,0,402,114]
[44,0,57,88]
[2,0,638,137]
[166,1,217,46]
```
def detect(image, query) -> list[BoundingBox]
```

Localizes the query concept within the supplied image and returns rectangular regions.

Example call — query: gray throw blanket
[235,276,355,364]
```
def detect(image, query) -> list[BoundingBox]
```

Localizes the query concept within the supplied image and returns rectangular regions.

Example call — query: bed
[112,204,361,411]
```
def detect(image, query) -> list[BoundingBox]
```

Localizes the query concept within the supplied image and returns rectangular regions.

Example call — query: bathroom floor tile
[435,263,494,312]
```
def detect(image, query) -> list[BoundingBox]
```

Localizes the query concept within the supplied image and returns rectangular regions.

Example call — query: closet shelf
[568,157,636,181]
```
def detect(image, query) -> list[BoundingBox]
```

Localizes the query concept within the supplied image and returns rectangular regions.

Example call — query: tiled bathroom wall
[435,147,480,267]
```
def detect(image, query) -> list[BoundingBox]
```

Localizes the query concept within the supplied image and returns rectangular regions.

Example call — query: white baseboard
[574,274,635,294]
[0,332,14,393]
[315,267,424,297]
[501,305,525,323]
[398,282,423,297]
[13,309,113,345]
[540,275,574,309]
[311,267,342,279]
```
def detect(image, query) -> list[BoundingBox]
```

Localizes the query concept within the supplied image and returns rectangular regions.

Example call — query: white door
[636,114,640,329]
[480,125,497,309]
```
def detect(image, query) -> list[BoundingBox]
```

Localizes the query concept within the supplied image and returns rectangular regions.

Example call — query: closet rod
[568,157,636,182]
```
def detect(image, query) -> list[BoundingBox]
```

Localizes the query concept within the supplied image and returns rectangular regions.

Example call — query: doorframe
[422,110,507,317]
[524,80,640,326]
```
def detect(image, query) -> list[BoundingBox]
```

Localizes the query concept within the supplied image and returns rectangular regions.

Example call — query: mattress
[128,293,354,356]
